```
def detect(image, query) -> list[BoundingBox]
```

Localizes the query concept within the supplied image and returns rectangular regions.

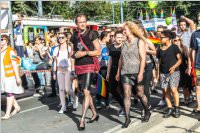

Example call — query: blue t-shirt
[50,45,59,67]
[50,45,59,57]
[99,44,109,68]
[190,30,200,69]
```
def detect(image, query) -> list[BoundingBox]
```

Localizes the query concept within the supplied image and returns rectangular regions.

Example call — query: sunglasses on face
[77,21,86,24]
[1,38,6,41]
[174,39,180,42]
[160,36,167,39]
[58,36,65,40]
[110,35,114,38]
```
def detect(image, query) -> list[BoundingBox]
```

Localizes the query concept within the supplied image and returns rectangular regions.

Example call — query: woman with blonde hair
[1,34,24,120]
[116,21,151,128]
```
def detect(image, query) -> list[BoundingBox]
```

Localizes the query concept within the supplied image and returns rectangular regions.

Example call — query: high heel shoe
[87,115,99,123]
[142,111,151,122]
[78,121,85,131]
[122,118,131,128]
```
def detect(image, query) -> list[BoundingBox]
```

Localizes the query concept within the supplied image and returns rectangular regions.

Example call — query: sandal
[1,114,11,120]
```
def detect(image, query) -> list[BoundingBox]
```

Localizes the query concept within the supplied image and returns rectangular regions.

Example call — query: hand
[53,74,56,80]
[169,66,176,74]
[16,77,22,86]
[185,67,191,75]
[74,51,86,59]
[180,15,185,19]
[137,73,143,83]
[153,78,158,85]
[115,73,120,81]
[106,74,109,81]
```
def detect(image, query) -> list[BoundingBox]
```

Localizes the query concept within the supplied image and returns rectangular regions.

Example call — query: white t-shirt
[53,46,71,70]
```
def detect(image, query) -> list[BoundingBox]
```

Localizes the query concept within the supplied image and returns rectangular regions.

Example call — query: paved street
[1,88,200,133]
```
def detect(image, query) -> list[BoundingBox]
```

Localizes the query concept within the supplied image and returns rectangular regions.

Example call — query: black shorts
[121,74,144,87]
[77,73,96,91]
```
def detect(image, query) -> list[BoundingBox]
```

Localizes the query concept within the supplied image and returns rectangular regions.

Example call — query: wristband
[86,51,89,56]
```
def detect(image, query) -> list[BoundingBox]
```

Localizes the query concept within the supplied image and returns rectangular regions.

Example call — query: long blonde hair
[124,21,147,43]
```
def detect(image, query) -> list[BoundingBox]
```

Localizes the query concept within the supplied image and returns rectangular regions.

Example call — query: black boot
[142,110,151,122]
[173,106,180,118]
[122,117,131,128]
[163,108,173,118]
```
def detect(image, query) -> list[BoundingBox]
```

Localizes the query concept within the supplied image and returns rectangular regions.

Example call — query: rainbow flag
[160,9,164,18]
[153,9,157,18]
[170,7,172,17]
[139,10,143,20]
[149,37,161,45]
[96,74,107,97]
[172,7,176,17]
[146,10,149,20]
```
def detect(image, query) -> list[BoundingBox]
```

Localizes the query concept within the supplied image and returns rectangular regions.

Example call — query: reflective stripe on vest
[3,47,21,77]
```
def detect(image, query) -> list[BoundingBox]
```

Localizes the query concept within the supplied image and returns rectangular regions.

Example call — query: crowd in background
[1,13,200,130]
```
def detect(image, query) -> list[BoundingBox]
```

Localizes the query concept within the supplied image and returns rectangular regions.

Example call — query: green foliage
[11,1,200,23]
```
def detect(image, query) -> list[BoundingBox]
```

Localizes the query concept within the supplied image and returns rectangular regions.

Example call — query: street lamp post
[38,0,43,17]
[112,1,115,24]
[120,0,124,24]
[8,1,14,47]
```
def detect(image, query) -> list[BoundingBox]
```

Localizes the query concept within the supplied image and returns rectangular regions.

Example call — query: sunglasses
[1,38,6,41]
[160,36,167,39]
[58,36,65,40]
[173,39,180,42]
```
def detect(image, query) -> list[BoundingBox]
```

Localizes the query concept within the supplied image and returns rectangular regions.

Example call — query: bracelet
[86,51,89,56]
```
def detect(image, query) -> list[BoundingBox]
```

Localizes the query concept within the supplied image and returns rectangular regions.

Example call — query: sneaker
[67,102,73,107]
[58,108,66,114]
[38,89,45,96]
[118,109,125,117]
[73,96,79,109]
[157,100,166,106]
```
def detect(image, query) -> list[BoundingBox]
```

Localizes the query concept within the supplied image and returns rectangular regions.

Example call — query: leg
[171,87,180,107]
[137,85,151,122]
[143,68,153,104]
[165,88,172,108]
[122,83,132,128]
[171,87,181,118]
[2,94,14,119]
[11,97,21,116]
[196,86,200,110]
[163,88,174,118]
[80,89,90,127]
[57,72,66,112]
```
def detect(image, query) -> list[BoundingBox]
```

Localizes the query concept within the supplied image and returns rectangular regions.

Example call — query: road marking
[17,96,35,102]
[19,102,58,114]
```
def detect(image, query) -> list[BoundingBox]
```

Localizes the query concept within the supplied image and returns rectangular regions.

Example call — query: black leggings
[143,63,154,105]
[109,68,124,108]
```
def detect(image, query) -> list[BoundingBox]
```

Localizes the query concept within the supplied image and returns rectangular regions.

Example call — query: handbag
[78,32,100,72]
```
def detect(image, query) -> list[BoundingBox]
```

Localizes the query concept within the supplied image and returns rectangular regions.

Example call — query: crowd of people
[1,13,200,131]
